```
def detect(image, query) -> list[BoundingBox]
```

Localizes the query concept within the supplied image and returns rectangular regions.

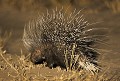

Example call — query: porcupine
[23,8,103,74]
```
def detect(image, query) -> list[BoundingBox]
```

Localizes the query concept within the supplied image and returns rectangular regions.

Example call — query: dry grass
[0,31,12,48]
[0,49,119,81]
[0,0,120,14]
[104,0,120,14]
[0,32,119,81]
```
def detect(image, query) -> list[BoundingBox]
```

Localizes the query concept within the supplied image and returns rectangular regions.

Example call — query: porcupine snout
[30,49,45,64]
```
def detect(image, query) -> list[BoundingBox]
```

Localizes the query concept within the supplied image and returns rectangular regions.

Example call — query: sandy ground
[0,7,120,81]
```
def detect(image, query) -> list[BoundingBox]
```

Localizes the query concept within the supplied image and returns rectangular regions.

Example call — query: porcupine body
[23,8,102,73]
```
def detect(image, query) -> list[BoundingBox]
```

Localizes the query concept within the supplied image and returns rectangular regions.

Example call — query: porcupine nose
[30,49,45,64]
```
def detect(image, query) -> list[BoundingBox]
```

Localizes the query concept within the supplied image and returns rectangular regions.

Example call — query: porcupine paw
[45,60,58,69]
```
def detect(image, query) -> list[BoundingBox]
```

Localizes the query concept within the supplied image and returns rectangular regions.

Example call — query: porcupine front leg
[45,49,57,69]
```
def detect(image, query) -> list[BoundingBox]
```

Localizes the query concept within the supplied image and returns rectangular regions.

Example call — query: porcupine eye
[30,49,45,64]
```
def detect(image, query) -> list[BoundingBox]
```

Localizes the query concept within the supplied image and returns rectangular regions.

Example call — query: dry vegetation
[0,32,120,81]
[0,0,120,81]
[0,0,120,14]
[104,0,120,13]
